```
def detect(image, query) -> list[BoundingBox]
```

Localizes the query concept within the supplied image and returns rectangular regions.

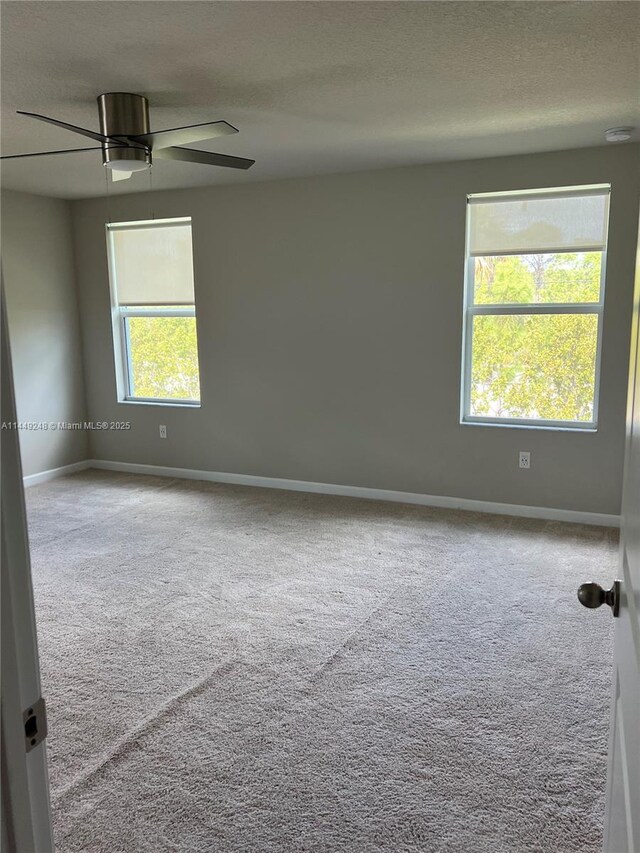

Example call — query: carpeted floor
[26,470,617,853]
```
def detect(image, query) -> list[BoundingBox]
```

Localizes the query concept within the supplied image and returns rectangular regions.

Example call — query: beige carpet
[26,470,617,853]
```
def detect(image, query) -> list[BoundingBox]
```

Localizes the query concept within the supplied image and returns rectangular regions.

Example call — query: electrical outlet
[519,451,530,469]
[159,425,167,439]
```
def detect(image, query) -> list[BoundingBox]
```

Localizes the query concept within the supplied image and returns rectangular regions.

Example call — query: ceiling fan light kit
[2,92,256,180]
[98,92,152,173]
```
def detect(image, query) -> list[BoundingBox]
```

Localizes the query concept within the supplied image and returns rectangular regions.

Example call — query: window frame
[460,186,610,431]
[106,217,201,408]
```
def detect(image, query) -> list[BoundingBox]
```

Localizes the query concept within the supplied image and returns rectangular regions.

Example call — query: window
[106,218,201,405]
[461,185,610,429]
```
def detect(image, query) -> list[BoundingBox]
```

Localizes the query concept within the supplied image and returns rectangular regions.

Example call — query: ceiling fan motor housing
[97,92,151,171]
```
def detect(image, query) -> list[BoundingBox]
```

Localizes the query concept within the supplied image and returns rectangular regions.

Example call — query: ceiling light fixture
[604,127,634,143]
[99,93,152,175]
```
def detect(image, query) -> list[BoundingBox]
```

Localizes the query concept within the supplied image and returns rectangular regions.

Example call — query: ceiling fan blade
[153,146,255,170]
[128,120,238,151]
[0,145,103,160]
[110,170,133,182]
[16,110,125,145]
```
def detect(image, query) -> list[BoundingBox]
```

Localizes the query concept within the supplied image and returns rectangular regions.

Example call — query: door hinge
[23,697,47,753]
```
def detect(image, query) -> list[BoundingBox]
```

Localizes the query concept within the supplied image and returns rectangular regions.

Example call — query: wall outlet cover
[159,425,167,439]
[519,451,531,469]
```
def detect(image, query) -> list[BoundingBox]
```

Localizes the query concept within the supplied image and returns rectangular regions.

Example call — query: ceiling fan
[1,92,255,181]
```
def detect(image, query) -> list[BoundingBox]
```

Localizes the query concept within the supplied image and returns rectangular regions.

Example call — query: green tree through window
[127,314,200,400]
[471,254,600,421]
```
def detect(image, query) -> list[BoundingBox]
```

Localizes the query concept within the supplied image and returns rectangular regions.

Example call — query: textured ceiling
[1,1,638,199]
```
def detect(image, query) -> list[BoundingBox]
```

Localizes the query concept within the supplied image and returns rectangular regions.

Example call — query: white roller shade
[468,189,610,256]
[109,220,194,305]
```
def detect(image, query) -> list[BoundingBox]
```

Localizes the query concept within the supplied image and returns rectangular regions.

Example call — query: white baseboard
[87,459,620,528]
[23,459,91,488]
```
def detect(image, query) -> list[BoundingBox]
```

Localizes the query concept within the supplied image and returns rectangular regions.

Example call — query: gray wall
[1,190,88,476]
[73,145,639,514]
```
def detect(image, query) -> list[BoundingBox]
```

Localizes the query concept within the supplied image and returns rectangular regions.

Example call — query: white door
[1,281,54,851]
[600,224,640,852]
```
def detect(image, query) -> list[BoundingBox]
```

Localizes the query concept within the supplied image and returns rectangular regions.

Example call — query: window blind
[109,221,194,305]
[467,189,610,256]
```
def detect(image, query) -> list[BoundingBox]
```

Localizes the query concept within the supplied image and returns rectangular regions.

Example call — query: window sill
[460,419,597,433]
[117,399,201,409]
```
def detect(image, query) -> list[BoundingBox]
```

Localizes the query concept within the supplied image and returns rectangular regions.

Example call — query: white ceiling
[1,1,638,200]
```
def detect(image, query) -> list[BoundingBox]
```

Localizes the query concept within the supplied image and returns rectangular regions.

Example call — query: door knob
[577,580,620,617]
